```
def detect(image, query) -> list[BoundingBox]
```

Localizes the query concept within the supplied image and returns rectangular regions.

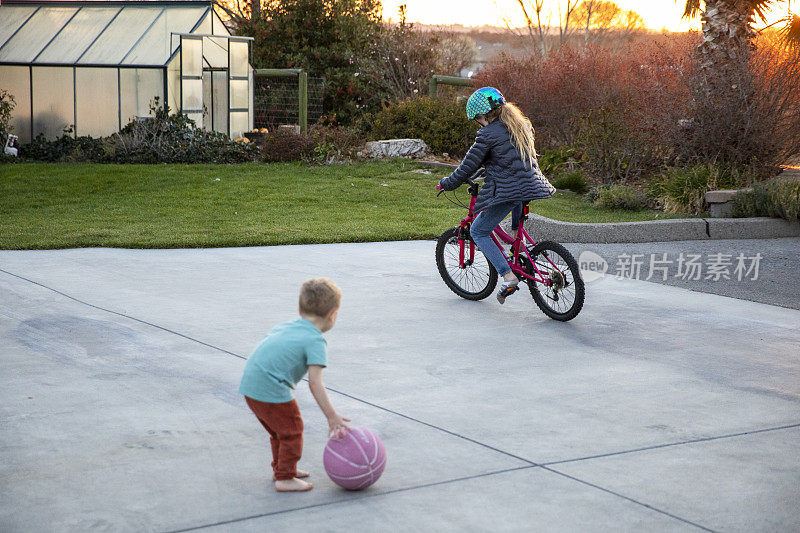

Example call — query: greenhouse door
[180,34,203,128]
[202,69,228,135]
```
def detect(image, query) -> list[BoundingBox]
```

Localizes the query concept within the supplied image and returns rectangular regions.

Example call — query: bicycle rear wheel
[436,226,498,300]
[524,241,584,321]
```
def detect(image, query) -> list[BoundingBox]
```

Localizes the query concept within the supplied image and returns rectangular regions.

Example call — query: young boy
[239,278,350,492]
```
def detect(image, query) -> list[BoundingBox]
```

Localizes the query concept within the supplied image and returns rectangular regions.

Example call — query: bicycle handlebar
[465,168,485,185]
[436,168,484,197]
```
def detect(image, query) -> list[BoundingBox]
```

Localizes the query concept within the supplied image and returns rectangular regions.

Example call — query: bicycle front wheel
[525,241,585,321]
[436,226,498,300]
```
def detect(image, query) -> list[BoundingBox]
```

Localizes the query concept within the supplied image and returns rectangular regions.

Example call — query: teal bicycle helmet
[465,87,506,120]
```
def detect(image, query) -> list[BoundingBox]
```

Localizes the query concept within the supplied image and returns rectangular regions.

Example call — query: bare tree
[578,0,601,45]
[435,29,479,76]
[506,0,550,57]
[214,0,261,25]
[557,0,580,47]
[509,1,581,55]
[617,9,645,41]
[572,1,645,46]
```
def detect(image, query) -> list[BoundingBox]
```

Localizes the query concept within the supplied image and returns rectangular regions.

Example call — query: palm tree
[682,0,799,71]
[679,1,800,173]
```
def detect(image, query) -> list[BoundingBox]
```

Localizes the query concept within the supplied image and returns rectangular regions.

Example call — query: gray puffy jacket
[439,119,555,212]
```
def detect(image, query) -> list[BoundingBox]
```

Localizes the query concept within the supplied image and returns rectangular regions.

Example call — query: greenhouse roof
[0,1,220,67]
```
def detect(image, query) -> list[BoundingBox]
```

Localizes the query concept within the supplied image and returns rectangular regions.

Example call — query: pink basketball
[323,427,387,490]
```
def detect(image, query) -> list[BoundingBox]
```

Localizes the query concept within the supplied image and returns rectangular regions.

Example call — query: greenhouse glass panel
[210,11,231,36]
[79,7,162,65]
[193,11,212,35]
[229,41,248,78]
[36,8,120,64]
[120,68,164,125]
[229,79,248,109]
[182,79,203,113]
[185,112,203,129]
[202,36,228,69]
[212,70,228,135]
[75,68,118,137]
[0,6,38,48]
[32,66,74,140]
[0,65,32,144]
[123,7,207,66]
[181,36,202,77]
[167,55,180,113]
[230,111,248,139]
[0,7,78,63]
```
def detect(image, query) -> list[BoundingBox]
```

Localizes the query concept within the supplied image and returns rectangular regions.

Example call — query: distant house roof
[0,1,220,67]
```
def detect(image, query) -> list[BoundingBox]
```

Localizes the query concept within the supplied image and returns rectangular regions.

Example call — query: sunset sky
[381,0,791,32]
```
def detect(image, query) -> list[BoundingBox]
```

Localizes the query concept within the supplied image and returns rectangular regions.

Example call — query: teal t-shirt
[239,318,327,403]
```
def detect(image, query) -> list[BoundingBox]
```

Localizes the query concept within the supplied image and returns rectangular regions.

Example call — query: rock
[278,124,301,135]
[705,189,745,218]
[364,139,431,159]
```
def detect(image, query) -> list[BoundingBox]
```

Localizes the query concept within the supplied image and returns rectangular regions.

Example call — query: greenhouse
[0,0,253,143]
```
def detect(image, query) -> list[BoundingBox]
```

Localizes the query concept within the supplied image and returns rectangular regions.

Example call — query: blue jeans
[470,202,523,277]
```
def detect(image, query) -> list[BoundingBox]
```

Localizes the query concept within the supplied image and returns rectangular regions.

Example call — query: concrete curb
[419,162,800,243]
[507,214,800,244]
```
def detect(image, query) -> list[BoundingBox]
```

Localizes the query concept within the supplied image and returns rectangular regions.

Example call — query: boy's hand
[435,182,443,192]
[327,413,351,439]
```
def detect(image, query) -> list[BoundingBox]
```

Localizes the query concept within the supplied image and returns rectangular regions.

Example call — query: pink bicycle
[436,172,585,321]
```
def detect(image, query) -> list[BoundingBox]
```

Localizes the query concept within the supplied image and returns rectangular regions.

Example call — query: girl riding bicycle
[437,87,555,304]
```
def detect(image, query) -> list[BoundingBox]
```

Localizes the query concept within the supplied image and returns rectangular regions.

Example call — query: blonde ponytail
[497,103,537,168]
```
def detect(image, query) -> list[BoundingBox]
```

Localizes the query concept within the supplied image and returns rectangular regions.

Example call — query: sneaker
[496,280,519,304]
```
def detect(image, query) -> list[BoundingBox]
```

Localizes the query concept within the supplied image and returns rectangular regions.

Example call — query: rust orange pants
[245,396,304,481]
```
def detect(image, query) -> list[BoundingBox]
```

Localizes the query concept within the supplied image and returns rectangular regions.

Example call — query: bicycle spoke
[533,248,578,315]
[440,237,493,295]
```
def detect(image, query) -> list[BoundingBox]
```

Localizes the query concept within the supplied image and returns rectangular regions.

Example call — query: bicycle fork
[457,223,476,268]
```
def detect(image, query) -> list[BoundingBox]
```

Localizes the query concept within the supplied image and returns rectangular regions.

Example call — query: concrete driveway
[1,241,798,532]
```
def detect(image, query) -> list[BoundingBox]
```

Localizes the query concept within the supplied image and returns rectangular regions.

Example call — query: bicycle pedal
[496,283,519,304]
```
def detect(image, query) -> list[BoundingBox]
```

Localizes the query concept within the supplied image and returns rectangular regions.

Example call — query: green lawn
[0,161,686,249]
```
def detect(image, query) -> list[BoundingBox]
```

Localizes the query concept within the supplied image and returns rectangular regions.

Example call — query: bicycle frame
[455,181,562,286]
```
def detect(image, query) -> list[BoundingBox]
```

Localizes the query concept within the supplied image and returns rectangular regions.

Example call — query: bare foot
[273,469,310,480]
[275,477,313,492]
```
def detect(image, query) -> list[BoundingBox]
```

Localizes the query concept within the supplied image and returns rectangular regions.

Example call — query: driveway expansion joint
[542,422,800,466]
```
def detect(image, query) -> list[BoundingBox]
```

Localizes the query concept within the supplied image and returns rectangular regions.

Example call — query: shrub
[361,17,439,102]
[680,37,800,178]
[20,101,258,164]
[258,128,317,163]
[474,37,695,155]
[538,146,580,178]
[593,184,647,210]
[21,127,109,162]
[114,102,256,164]
[551,171,589,194]
[360,96,477,157]
[308,124,365,162]
[576,106,644,183]
[583,185,605,204]
[258,124,365,164]
[648,163,755,215]
[731,177,800,221]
